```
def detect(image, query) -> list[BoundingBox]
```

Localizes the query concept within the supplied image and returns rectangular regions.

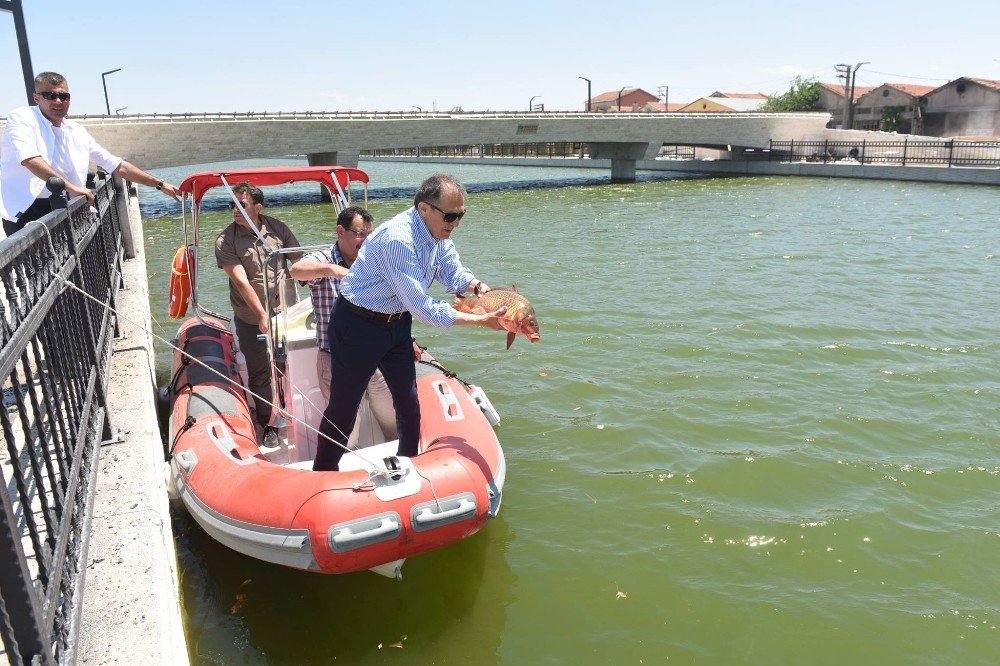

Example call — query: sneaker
[261,425,280,449]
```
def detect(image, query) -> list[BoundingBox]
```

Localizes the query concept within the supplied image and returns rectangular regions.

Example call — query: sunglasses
[426,202,465,223]
[38,91,71,102]
[228,201,255,209]
[342,227,370,238]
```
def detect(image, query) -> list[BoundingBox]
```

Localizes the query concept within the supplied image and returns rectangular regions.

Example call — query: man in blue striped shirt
[313,174,504,471]
[289,206,397,440]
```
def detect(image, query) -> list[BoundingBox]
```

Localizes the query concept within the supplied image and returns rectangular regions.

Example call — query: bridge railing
[769,139,1000,167]
[363,142,588,159]
[1,110,828,124]
[0,174,129,665]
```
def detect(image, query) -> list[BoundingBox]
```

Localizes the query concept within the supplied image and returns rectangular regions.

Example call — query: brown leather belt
[337,296,407,323]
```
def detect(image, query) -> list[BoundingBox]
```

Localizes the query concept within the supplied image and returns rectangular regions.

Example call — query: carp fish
[452,286,540,349]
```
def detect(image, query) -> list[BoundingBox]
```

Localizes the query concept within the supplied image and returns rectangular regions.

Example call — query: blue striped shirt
[340,207,475,327]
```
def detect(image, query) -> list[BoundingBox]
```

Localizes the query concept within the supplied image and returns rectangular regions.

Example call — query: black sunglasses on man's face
[426,201,465,223]
[38,91,71,102]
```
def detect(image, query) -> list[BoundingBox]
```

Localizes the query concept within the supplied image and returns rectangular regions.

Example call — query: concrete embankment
[364,155,1000,186]
[76,193,188,664]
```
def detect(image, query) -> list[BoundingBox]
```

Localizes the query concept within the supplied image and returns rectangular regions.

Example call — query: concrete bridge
[0,110,834,182]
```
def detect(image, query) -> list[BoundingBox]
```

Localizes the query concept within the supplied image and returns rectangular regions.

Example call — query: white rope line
[28,220,385,472]
[330,173,350,210]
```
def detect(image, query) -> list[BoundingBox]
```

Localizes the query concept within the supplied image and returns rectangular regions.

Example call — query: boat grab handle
[414,498,475,526]
[410,493,477,532]
[332,518,398,546]
[175,450,198,474]
[327,512,402,553]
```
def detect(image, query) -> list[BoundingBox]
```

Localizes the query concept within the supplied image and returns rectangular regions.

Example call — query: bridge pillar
[610,159,636,183]
[588,142,650,183]
[308,150,361,201]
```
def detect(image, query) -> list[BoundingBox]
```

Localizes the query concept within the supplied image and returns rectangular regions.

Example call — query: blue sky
[2,0,998,115]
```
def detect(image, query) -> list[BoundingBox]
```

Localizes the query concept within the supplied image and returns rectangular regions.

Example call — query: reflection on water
[175,506,514,665]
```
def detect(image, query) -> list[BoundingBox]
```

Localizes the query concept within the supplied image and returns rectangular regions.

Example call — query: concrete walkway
[76,193,188,664]
[364,155,1000,186]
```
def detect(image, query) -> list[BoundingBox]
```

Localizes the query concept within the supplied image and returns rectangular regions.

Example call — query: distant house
[852,83,936,133]
[588,88,660,112]
[921,77,1000,138]
[709,91,767,100]
[678,96,766,112]
[817,82,875,128]
[639,101,687,112]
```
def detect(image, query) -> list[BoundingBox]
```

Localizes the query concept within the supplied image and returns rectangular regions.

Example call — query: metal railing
[768,139,1000,167]
[0,173,129,665]
[1,110,830,124]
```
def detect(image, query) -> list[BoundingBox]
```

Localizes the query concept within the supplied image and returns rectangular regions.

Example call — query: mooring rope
[28,220,388,473]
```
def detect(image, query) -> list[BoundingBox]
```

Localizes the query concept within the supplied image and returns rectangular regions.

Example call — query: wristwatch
[155,180,164,190]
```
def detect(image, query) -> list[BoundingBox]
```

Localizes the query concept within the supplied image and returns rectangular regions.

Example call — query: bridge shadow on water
[172,502,515,665]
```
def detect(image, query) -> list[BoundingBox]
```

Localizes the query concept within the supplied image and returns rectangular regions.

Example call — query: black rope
[168,415,197,457]
[417,357,473,389]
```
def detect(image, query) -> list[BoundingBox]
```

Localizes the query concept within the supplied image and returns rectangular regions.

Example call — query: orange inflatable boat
[165,167,505,578]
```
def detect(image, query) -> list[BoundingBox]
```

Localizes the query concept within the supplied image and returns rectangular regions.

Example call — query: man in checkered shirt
[290,206,415,440]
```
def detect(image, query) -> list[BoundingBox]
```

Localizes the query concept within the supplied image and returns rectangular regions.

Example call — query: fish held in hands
[453,286,540,349]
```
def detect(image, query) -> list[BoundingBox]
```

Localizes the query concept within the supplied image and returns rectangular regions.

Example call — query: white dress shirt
[0,105,122,220]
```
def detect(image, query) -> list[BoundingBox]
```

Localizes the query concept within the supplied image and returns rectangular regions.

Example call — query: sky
[2,0,999,116]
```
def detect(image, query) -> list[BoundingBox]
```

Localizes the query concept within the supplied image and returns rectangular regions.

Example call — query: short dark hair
[413,174,466,207]
[231,182,264,205]
[337,206,373,229]
[34,72,67,89]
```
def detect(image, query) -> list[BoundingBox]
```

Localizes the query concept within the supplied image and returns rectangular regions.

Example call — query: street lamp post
[848,61,869,128]
[617,85,632,112]
[115,107,127,116]
[412,106,422,112]
[529,95,539,112]
[101,68,122,116]
[579,76,591,112]
[0,0,36,103]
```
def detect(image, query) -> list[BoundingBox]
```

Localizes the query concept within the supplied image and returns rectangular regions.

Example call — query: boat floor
[267,440,402,473]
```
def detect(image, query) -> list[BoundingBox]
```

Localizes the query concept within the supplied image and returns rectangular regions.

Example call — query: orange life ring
[168,246,192,319]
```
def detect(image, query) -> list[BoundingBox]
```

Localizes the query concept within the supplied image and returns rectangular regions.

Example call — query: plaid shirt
[303,243,347,351]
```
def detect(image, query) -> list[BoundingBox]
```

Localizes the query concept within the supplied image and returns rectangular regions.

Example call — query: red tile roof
[820,82,875,102]
[589,88,658,103]
[967,78,1000,92]
[882,83,936,97]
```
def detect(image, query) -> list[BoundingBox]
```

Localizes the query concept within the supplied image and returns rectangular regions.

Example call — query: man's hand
[412,340,423,361]
[66,183,94,207]
[257,311,269,334]
[159,182,181,202]
[475,307,507,330]
[469,279,492,296]
[454,306,507,329]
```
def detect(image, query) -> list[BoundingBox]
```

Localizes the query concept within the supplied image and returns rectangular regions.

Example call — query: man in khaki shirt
[215,182,302,446]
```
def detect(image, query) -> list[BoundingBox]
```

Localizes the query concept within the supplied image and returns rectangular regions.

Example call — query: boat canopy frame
[176,165,370,323]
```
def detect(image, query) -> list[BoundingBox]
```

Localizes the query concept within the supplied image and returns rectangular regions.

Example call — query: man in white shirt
[0,71,180,238]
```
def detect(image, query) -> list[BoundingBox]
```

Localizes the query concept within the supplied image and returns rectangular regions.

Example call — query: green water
[142,162,1000,664]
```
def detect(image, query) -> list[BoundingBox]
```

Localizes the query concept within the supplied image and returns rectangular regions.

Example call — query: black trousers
[233,316,273,428]
[2,198,52,237]
[313,302,419,471]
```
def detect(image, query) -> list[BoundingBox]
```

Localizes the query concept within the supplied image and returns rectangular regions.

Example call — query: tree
[880,106,906,132]
[761,76,823,112]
